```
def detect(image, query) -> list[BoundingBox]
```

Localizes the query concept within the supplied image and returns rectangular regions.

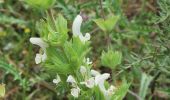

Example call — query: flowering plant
[30,14,130,100]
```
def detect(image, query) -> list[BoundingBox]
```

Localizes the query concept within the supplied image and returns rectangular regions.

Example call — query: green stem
[99,0,105,19]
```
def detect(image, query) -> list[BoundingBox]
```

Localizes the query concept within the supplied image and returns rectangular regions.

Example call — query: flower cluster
[52,59,117,99]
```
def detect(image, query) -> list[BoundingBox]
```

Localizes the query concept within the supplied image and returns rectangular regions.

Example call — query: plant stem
[128,90,142,100]
[99,0,105,19]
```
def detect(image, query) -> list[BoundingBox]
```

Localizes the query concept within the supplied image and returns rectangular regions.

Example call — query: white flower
[80,66,87,75]
[79,33,91,43]
[72,15,91,43]
[106,85,117,96]
[30,37,48,64]
[80,77,95,88]
[67,75,76,83]
[91,69,100,77]
[83,57,92,65]
[94,73,117,99]
[66,75,80,98]
[35,53,47,64]
[53,79,59,84]
[86,58,92,65]
[67,75,77,86]
[30,37,48,49]
[53,74,61,85]
[72,15,82,37]
[95,73,110,93]
[71,87,80,98]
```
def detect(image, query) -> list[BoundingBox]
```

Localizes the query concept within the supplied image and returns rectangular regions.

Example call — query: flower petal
[84,33,91,41]
[95,73,110,93]
[72,15,83,37]
[80,66,87,75]
[35,53,47,64]
[67,75,76,84]
[95,73,110,85]
[30,37,48,50]
[81,77,95,88]
[53,74,61,85]
[91,69,100,77]
[71,87,80,98]
[78,33,91,43]
[35,53,42,64]
[107,85,117,95]
[86,57,92,65]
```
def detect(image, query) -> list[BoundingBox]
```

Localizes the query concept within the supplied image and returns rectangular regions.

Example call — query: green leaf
[36,14,68,46]
[94,15,119,32]
[55,14,68,35]
[93,86,105,100]
[139,73,153,100]
[36,19,48,39]
[45,46,71,75]
[0,14,26,25]
[0,59,28,89]
[0,60,22,82]
[44,37,90,75]
[54,14,68,45]
[101,50,122,69]
[111,82,130,100]
[25,0,56,10]
[63,37,90,70]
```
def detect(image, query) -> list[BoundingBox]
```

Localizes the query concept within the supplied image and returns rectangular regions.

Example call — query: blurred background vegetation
[0,0,170,99]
